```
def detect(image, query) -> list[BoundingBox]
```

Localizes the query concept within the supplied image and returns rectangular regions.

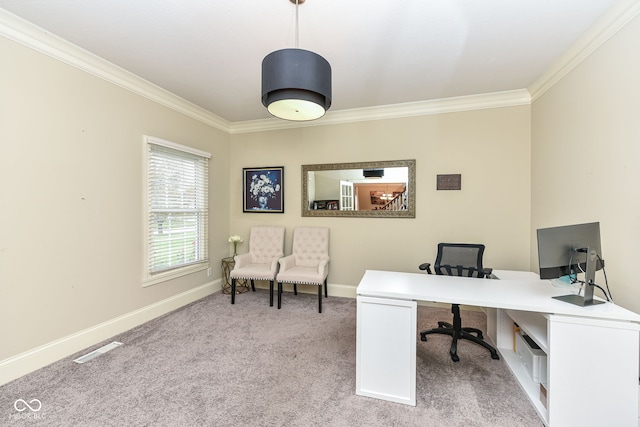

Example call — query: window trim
[142,135,211,287]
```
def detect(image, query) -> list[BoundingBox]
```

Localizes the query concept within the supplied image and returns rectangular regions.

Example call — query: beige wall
[0,37,230,361]
[12,7,639,381]
[230,106,532,289]
[531,14,640,314]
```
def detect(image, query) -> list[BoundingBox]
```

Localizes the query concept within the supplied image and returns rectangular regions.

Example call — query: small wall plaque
[437,174,461,191]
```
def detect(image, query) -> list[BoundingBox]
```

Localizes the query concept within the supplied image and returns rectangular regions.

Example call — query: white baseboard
[226,283,498,314]
[0,279,221,386]
[1,279,485,386]
[249,283,482,305]
[251,281,356,299]
[328,283,357,299]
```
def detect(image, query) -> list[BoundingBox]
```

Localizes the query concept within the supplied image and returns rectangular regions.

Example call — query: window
[144,136,210,284]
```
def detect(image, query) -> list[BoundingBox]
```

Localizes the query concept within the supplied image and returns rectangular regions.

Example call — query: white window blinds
[145,136,210,275]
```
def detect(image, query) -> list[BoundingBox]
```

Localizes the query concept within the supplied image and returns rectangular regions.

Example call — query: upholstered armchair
[229,226,285,306]
[276,227,330,313]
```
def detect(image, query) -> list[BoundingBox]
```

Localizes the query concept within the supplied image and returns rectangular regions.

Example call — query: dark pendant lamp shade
[262,48,332,121]
[363,168,384,179]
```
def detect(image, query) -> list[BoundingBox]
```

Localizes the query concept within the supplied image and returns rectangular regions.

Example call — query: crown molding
[0,8,531,137]
[0,8,231,133]
[6,2,636,136]
[230,89,532,134]
[529,0,640,101]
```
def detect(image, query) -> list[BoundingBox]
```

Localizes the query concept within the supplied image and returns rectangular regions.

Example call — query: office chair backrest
[434,243,487,278]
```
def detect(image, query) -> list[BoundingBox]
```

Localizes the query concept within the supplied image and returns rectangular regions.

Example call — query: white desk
[355,269,640,426]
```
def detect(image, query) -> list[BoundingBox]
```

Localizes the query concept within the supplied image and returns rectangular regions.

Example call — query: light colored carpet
[1,290,541,426]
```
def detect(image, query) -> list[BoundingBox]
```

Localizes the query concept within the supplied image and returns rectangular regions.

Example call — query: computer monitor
[536,222,605,306]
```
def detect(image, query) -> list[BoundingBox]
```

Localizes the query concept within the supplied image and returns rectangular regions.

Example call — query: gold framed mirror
[302,159,415,218]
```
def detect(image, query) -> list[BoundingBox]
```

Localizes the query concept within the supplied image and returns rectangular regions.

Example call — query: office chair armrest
[418,262,433,274]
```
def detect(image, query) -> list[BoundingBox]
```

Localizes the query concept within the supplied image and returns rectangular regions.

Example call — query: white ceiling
[0,1,631,123]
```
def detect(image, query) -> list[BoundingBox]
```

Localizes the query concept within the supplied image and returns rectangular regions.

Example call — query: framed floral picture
[243,166,284,213]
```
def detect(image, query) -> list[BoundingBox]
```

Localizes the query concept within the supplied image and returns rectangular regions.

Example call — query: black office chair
[419,243,500,362]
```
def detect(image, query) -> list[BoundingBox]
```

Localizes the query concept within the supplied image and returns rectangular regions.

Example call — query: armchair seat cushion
[230,263,278,281]
[276,266,325,285]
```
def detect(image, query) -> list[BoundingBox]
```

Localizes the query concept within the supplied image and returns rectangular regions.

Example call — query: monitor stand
[553,248,605,307]
[553,294,605,306]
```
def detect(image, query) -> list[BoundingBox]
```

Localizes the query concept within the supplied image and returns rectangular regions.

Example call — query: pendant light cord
[295,0,300,48]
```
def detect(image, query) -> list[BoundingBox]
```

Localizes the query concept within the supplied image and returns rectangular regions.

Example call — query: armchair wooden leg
[251,279,255,292]
[324,279,328,298]
[293,283,298,295]
[269,281,274,307]
[318,285,322,313]
[277,282,282,309]
[231,278,236,304]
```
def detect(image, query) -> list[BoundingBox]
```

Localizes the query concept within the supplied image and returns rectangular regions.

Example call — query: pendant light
[261,0,332,121]
[363,168,384,179]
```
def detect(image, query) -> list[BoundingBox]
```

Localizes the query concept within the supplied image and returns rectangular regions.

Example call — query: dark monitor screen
[537,222,603,280]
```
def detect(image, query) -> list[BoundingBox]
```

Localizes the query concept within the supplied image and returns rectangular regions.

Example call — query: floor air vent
[73,341,123,364]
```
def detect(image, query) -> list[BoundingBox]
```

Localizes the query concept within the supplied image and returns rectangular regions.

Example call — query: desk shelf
[499,350,548,422]
[495,307,640,426]
[505,309,548,353]
[497,309,549,425]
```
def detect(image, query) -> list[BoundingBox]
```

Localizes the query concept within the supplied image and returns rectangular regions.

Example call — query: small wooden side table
[221,257,249,295]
